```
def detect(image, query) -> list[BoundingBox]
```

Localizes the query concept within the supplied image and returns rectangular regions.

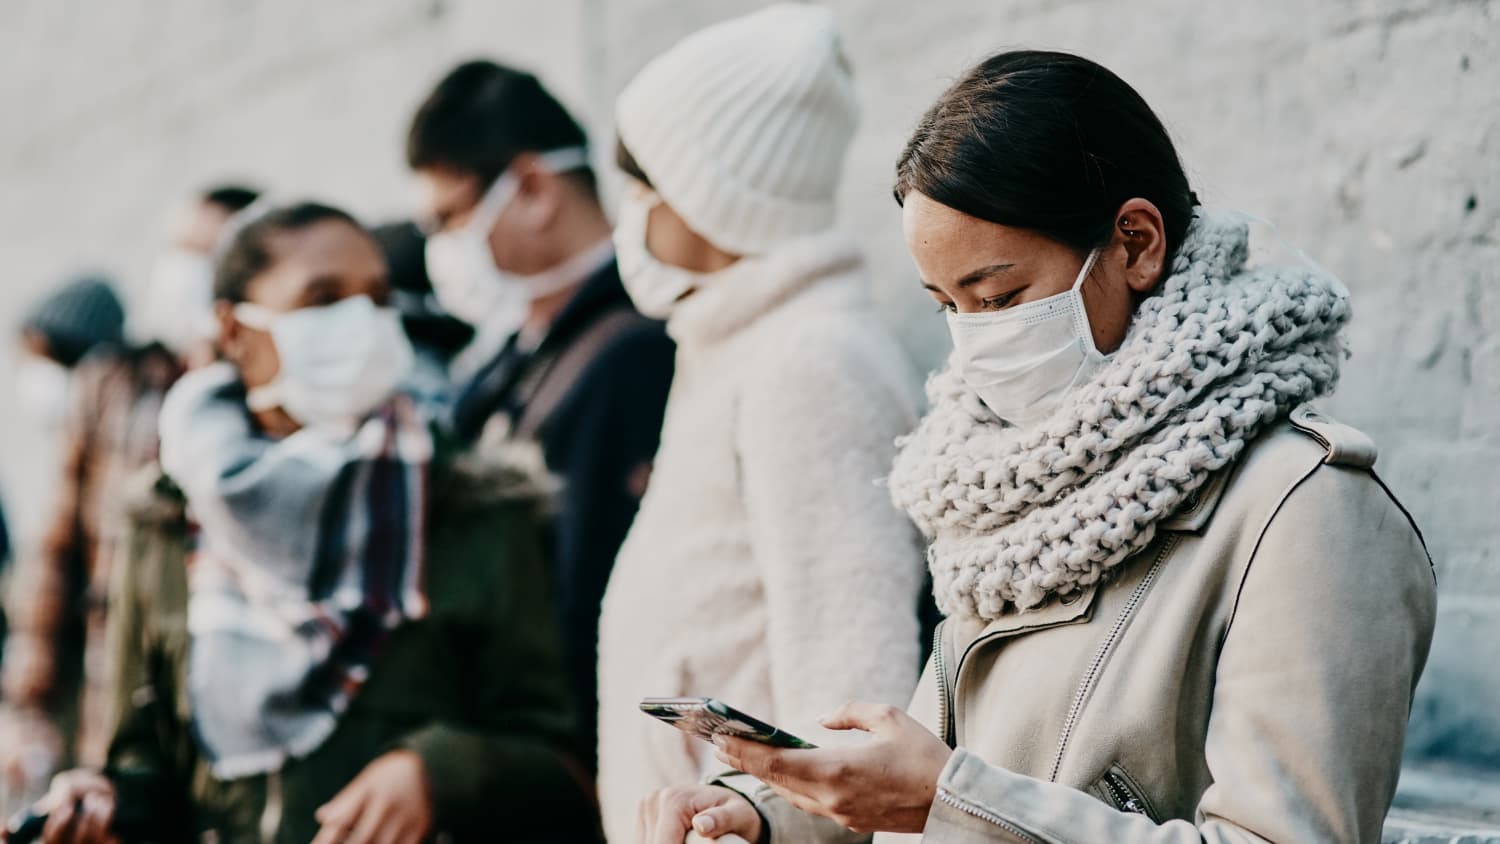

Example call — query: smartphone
[639,697,817,749]
[5,809,46,844]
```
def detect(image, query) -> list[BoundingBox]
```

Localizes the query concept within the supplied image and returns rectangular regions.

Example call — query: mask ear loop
[1071,247,1104,356]
[1071,247,1101,292]
[476,145,592,225]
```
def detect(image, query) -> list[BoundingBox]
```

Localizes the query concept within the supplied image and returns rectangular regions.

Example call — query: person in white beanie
[595,5,929,842]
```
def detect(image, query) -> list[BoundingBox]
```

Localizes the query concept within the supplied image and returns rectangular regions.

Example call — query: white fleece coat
[596,233,926,842]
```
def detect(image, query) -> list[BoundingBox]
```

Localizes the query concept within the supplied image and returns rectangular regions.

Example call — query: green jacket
[103,442,602,843]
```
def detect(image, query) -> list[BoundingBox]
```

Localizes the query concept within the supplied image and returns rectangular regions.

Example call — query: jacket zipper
[1048,535,1176,782]
[936,786,1043,844]
[932,619,955,747]
[1101,770,1150,816]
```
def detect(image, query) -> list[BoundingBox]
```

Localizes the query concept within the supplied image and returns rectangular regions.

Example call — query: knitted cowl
[888,210,1350,620]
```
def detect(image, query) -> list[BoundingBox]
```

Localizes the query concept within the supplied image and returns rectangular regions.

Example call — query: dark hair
[22,275,125,367]
[895,51,1198,261]
[214,202,363,303]
[614,138,653,189]
[370,220,475,360]
[200,184,261,214]
[408,60,595,196]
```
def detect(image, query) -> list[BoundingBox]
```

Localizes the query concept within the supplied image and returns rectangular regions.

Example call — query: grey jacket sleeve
[924,463,1437,843]
[716,771,869,844]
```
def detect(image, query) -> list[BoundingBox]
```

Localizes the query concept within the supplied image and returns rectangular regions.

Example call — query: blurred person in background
[2,277,131,802]
[407,60,674,766]
[598,6,927,841]
[136,185,262,369]
[0,186,258,805]
[370,220,475,408]
[17,202,600,844]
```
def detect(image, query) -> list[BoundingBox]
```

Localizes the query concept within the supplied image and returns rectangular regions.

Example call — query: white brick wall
[1,0,1495,766]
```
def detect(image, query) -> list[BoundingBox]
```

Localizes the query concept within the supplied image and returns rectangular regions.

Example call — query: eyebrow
[920,263,1016,292]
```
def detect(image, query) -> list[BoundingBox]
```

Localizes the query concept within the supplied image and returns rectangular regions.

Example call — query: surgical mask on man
[946,248,1109,428]
[613,189,702,320]
[15,355,72,425]
[141,249,217,355]
[234,295,414,428]
[424,147,607,330]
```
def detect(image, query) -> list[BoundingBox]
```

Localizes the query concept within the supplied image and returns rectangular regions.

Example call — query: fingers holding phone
[4,770,120,844]
[637,784,759,844]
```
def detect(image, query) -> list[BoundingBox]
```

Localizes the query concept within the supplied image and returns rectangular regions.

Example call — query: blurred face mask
[141,249,216,354]
[946,248,1109,428]
[614,190,701,320]
[234,295,414,428]
[15,356,71,425]
[424,146,598,330]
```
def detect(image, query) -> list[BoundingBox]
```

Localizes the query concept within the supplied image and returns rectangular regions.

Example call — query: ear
[512,153,565,233]
[1109,198,1168,294]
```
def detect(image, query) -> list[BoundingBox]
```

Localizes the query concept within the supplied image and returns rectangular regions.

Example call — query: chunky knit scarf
[889,211,1349,620]
[159,364,432,777]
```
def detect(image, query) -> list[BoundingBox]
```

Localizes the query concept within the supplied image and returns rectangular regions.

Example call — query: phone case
[639,697,817,749]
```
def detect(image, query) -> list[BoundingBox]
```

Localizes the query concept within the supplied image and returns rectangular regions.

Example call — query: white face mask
[140,249,217,355]
[614,189,702,320]
[946,248,1109,428]
[234,295,415,428]
[424,146,601,331]
[15,356,72,425]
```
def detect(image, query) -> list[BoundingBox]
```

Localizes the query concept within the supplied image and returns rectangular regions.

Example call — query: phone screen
[639,697,817,749]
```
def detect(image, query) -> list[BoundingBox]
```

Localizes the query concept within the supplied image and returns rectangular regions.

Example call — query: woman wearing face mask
[641,51,1436,844]
[22,203,600,844]
[596,6,929,843]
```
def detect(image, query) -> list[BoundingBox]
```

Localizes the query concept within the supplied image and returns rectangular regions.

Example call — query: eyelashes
[982,290,1021,310]
[935,292,1020,315]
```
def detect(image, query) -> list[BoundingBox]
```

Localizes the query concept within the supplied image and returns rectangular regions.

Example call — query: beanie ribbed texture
[616,3,859,255]
[23,277,125,366]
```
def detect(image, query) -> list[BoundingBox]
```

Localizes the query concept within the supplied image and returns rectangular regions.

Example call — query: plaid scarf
[158,364,432,778]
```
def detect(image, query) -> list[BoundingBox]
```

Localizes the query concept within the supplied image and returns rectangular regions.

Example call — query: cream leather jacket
[739,408,1436,843]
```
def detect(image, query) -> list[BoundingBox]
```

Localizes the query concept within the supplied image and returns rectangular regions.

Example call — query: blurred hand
[312,750,432,844]
[637,784,762,844]
[0,708,63,797]
[24,769,119,844]
[712,702,952,835]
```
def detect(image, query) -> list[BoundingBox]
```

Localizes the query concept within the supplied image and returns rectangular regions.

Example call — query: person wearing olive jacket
[24,203,600,844]
[639,51,1436,844]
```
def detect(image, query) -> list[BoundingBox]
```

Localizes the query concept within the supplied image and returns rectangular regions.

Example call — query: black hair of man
[407,60,596,198]
[200,184,262,215]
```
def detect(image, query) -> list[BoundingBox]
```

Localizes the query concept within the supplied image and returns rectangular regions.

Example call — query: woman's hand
[0,706,63,797]
[712,702,953,835]
[312,750,433,844]
[637,784,763,844]
[30,770,119,844]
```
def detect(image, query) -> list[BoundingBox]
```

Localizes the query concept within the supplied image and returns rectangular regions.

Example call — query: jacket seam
[1219,456,1323,645]
[1368,469,1435,582]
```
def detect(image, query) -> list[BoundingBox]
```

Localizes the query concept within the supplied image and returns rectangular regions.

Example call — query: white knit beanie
[616,3,858,256]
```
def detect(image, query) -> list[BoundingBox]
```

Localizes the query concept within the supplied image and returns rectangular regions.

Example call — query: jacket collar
[945,582,1102,661]
[666,230,862,348]
[535,258,633,357]
[1159,465,1234,532]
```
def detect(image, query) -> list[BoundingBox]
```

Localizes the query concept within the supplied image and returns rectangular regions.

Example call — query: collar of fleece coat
[665,229,862,348]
